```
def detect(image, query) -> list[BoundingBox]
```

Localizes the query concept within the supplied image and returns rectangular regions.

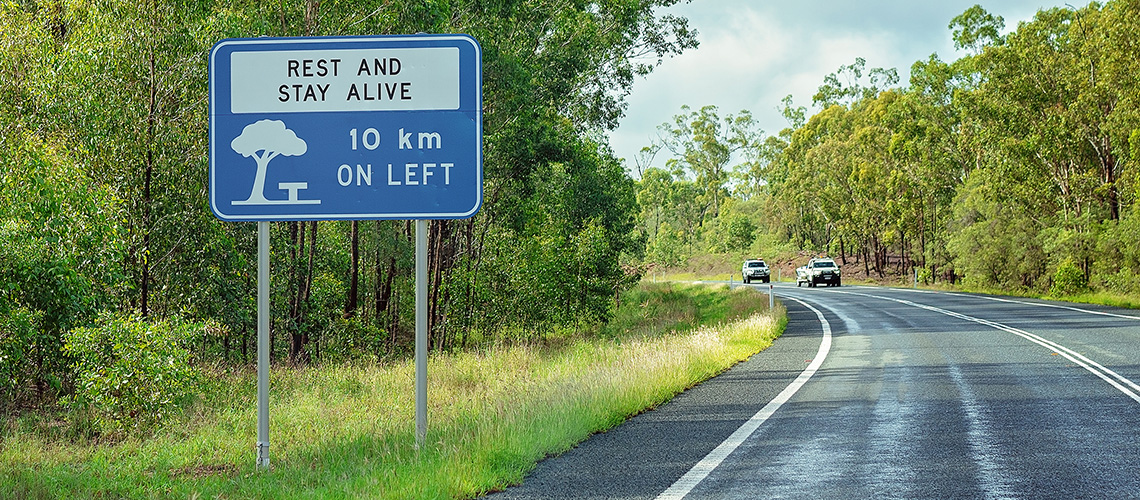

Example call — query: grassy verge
[1051,291,1140,309]
[1,283,785,499]
[945,283,1140,310]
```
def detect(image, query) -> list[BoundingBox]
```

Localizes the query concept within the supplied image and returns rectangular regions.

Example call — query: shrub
[0,132,126,408]
[62,313,201,433]
[916,267,933,285]
[721,214,756,252]
[1050,259,1088,297]
[0,303,45,412]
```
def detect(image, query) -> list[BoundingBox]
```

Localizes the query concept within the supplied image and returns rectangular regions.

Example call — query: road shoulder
[486,299,825,499]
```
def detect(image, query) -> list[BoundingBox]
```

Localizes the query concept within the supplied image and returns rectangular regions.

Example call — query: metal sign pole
[209,34,481,466]
[415,219,428,448]
[256,221,270,470]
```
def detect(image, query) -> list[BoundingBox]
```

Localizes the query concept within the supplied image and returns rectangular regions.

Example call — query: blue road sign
[209,35,482,221]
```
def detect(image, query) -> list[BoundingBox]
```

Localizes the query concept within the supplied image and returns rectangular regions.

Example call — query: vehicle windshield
[747,262,765,268]
[813,261,835,268]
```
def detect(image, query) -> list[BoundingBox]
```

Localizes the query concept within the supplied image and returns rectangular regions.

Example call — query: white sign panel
[229,47,461,113]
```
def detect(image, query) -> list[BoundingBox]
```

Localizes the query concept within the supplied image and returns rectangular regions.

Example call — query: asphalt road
[486,284,1140,499]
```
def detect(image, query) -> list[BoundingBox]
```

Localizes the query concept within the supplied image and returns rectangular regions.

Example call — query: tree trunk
[428,220,449,351]
[877,237,886,279]
[919,201,927,269]
[286,221,301,363]
[140,29,157,318]
[862,237,871,277]
[375,249,396,358]
[900,232,907,275]
[303,221,316,357]
[1103,138,1119,221]
[288,221,316,365]
[376,255,396,322]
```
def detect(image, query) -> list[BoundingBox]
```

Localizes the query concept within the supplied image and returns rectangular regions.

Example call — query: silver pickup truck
[796,258,841,287]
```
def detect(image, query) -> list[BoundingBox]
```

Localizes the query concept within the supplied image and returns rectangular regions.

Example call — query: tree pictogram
[230,120,308,204]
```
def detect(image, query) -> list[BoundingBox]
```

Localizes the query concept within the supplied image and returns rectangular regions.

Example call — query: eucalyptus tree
[884,61,969,274]
[813,57,899,109]
[433,0,698,342]
[656,105,763,221]
[949,4,1006,55]
[718,1,1140,292]
[947,3,1133,288]
[636,167,675,243]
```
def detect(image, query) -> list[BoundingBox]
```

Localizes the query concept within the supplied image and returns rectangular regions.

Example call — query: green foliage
[1,0,696,402]
[1091,209,1140,294]
[0,305,44,412]
[453,128,644,340]
[646,221,686,267]
[62,313,202,433]
[0,131,125,408]
[637,106,767,266]
[949,4,1006,53]
[947,169,1048,290]
[1050,259,1089,297]
[720,213,757,252]
[813,57,899,107]
[319,317,387,364]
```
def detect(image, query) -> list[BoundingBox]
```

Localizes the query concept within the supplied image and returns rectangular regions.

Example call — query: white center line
[842,290,1140,403]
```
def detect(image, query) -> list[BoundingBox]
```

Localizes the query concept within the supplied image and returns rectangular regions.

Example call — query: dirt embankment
[655,251,919,286]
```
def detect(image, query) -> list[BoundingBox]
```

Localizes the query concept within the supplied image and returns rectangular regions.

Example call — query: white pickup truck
[796,258,841,287]
[741,259,771,284]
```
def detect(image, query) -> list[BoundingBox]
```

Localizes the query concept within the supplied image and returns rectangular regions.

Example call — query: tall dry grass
[1,284,785,499]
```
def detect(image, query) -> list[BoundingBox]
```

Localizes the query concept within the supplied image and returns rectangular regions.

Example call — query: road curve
[487,284,1140,499]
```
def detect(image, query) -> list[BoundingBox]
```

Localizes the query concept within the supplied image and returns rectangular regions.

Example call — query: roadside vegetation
[1,0,697,415]
[1,283,784,499]
[635,2,1140,305]
[4,0,1140,498]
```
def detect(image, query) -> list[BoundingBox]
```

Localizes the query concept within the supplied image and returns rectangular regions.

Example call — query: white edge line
[655,296,833,500]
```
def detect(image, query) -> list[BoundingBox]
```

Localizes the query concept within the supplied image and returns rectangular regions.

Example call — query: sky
[608,0,1068,175]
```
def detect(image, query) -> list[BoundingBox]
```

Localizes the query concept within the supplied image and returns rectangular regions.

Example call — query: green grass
[1,283,785,499]
[949,284,1140,311]
[1055,291,1140,309]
